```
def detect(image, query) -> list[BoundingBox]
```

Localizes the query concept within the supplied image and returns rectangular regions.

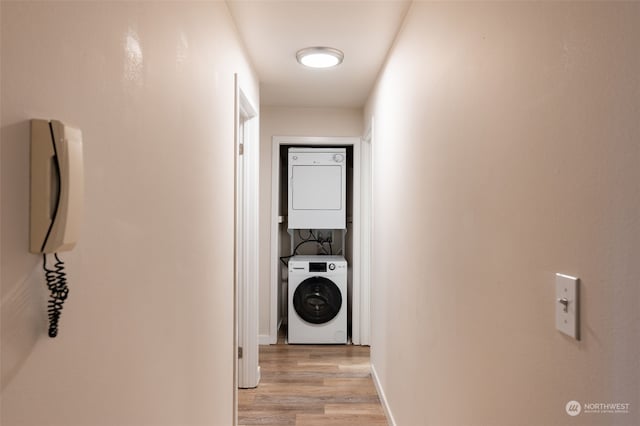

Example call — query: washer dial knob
[328,263,336,271]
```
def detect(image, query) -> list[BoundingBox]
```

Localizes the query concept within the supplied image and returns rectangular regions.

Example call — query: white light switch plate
[556,273,579,340]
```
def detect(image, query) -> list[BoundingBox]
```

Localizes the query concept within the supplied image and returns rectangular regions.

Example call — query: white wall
[258,107,362,338]
[366,2,639,425]
[0,2,258,425]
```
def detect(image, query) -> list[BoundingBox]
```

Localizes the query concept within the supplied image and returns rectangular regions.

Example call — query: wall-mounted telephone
[30,119,84,338]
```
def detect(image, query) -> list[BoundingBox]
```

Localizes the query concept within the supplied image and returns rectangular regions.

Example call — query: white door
[235,75,259,390]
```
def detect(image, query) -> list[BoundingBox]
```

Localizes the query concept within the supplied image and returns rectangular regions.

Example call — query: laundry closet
[276,142,355,343]
[258,107,369,347]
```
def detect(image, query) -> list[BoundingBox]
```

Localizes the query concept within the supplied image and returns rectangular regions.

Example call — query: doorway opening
[269,136,370,346]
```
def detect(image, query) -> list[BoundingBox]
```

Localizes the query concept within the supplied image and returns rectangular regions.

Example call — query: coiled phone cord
[43,253,69,338]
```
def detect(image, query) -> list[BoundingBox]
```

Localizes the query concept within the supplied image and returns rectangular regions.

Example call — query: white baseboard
[371,362,396,426]
[259,334,273,345]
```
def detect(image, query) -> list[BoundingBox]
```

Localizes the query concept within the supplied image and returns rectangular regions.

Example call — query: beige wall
[258,107,362,338]
[366,2,639,425]
[0,2,258,425]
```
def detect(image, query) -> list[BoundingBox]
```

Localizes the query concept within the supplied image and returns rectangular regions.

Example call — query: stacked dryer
[287,148,347,344]
[288,147,346,229]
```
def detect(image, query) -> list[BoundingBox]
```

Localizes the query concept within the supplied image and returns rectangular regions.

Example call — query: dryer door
[293,276,342,324]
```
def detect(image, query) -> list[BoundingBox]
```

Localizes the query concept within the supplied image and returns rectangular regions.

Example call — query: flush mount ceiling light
[296,47,344,69]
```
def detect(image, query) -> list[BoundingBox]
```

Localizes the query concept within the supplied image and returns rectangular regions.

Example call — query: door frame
[234,74,260,399]
[269,136,369,345]
[360,117,374,346]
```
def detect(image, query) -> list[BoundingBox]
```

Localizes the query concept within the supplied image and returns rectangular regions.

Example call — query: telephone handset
[30,119,84,337]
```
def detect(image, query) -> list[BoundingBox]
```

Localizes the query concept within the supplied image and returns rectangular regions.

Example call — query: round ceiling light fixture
[296,47,344,69]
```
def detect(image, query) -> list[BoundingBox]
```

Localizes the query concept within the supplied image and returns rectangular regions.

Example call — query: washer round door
[293,276,343,324]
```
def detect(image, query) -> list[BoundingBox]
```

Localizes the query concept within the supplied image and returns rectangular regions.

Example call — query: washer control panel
[289,256,347,274]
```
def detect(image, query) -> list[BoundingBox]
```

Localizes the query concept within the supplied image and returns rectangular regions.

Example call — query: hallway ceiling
[227,0,411,108]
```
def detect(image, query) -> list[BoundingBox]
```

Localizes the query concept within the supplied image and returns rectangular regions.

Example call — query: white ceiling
[227,0,411,108]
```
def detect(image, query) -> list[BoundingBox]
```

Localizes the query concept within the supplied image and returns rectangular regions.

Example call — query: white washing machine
[288,147,347,230]
[288,255,347,344]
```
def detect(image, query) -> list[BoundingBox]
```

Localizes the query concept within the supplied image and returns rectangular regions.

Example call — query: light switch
[555,273,579,340]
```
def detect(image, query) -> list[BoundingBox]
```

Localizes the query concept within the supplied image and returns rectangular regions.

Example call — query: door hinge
[239,143,244,156]
[238,347,243,359]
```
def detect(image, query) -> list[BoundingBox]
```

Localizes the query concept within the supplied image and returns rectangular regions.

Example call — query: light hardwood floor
[238,343,388,425]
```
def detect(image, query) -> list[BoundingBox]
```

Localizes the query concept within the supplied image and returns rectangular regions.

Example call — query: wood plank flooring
[238,343,388,425]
